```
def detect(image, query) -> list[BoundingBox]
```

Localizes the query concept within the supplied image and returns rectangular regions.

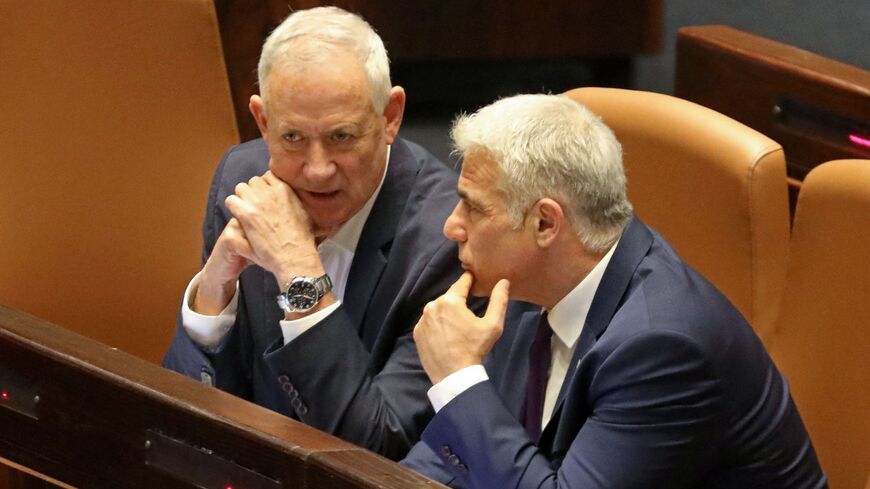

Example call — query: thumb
[484,279,510,325]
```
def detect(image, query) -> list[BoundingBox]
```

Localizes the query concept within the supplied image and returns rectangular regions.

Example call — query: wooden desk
[675,25,870,210]
[0,304,442,489]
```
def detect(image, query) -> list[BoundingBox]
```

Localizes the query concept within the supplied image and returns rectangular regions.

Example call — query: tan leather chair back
[0,0,239,363]
[564,87,790,342]
[769,159,870,489]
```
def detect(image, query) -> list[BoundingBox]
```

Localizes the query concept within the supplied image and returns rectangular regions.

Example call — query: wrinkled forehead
[461,150,504,181]
[276,35,358,67]
[264,60,374,115]
[264,49,372,102]
[459,152,507,195]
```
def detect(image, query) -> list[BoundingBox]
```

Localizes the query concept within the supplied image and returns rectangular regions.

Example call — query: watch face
[287,280,318,310]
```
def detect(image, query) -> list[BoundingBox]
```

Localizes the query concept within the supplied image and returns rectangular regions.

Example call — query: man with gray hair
[403,94,826,487]
[163,6,469,459]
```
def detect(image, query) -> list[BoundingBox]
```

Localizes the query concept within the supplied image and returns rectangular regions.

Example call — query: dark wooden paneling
[0,304,443,489]
[320,0,663,60]
[675,25,870,210]
[214,0,663,141]
[212,0,288,144]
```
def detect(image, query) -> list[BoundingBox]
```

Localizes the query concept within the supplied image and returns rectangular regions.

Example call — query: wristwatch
[276,274,333,313]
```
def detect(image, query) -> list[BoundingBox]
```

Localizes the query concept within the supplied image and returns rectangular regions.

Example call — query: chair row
[0,0,239,365]
[0,3,863,483]
[565,87,868,489]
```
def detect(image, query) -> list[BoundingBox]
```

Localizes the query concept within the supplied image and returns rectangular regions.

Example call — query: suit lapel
[344,139,420,346]
[539,218,653,454]
[343,241,387,334]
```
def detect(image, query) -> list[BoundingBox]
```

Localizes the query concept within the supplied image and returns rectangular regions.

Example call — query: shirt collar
[319,145,390,254]
[547,238,619,349]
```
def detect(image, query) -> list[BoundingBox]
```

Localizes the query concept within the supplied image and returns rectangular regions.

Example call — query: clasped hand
[195,169,323,314]
[413,272,510,384]
[223,170,322,283]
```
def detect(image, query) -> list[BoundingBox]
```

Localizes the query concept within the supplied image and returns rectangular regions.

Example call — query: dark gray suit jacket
[403,218,827,488]
[164,137,464,459]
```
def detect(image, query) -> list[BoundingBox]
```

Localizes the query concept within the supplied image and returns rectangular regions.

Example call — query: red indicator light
[848,134,870,150]
[1,391,8,400]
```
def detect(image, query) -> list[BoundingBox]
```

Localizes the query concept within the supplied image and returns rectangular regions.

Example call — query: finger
[226,217,243,231]
[231,233,256,262]
[262,170,280,186]
[224,218,248,239]
[225,195,258,222]
[225,194,242,215]
[222,220,256,260]
[234,182,250,198]
[483,279,510,325]
[249,173,266,188]
[262,170,303,205]
[446,271,474,299]
[412,320,424,345]
[262,170,291,190]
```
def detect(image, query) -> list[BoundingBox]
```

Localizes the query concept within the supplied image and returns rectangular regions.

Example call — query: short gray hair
[451,94,633,252]
[258,7,392,112]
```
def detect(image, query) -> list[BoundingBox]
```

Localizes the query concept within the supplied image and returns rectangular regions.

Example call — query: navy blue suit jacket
[403,218,827,488]
[163,137,465,459]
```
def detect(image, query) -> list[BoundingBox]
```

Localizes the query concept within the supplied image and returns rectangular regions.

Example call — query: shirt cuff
[279,301,342,345]
[427,365,489,413]
[180,271,239,350]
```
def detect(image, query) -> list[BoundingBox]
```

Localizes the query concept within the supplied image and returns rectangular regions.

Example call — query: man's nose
[303,141,337,182]
[443,203,467,242]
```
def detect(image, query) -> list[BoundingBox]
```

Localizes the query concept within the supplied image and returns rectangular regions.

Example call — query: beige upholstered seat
[0,0,239,363]
[564,87,790,343]
[768,159,870,489]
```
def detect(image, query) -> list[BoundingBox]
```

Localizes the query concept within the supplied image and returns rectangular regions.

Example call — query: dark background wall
[401,0,869,163]
[635,0,869,94]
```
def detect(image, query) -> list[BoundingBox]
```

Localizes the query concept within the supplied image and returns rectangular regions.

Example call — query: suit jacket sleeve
[401,437,464,488]
[261,237,462,460]
[417,330,726,489]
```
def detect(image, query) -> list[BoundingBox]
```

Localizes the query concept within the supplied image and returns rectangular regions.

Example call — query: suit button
[200,370,213,386]
[277,374,290,383]
[291,397,309,414]
[440,446,451,457]
[291,398,308,415]
[281,381,295,394]
[447,454,461,466]
[457,463,468,474]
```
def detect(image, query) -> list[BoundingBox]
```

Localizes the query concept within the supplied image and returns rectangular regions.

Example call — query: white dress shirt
[181,147,390,350]
[428,239,619,431]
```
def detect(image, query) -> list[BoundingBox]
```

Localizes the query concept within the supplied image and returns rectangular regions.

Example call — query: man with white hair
[403,94,827,487]
[163,7,470,459]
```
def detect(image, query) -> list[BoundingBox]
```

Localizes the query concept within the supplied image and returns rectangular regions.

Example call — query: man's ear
[383,86,406,144]
[249,94,269,143]
[530,198,565,248]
